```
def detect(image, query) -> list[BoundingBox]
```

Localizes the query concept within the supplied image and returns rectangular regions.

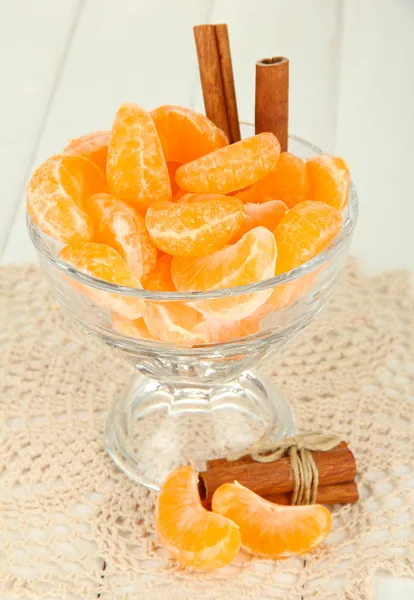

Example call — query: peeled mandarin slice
[106,103,171,212]
[171,227,277,320]
[175,133,281,194]
[145,195,245,257]
[274,200,343,275]
[144,302,205,346]
[112,313,153,340]
[151,105,228,163]
[307,155,350,211]
[141,255,175,291]
[212,482,332,559]
[64,130,110,172]
[231,200,288,242]
[268,201,342,308]
[60,242,145,320]
[27,154,106,243]
[85,193,157,280]
[156,466,241,571]
[195,303,274,344]
[167,161,182,197]
[236,152,309,208]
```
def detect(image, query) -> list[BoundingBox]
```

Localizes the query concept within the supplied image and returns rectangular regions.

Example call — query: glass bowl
[27,132,358,489]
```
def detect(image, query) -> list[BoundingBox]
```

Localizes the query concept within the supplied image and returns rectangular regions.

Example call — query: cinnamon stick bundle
[199,442,358,508]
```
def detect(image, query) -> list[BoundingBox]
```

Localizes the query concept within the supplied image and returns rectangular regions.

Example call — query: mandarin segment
[175,133,281,194]
[141,255,175,292]
[106,102,171,211]
[85,193,157,280]
[171,227,277,320]
[307,155,350,211]
[274,200,343,275]
[145,195,245,257]
[152,105,228,163]
[144,302,205,345]
[60,242,145,319]
[212,482,332,559]
[167,161,182,197]
[27,153,106,243]
[156,466,241,571]
[237,152,309,208]
[195,303,274,344]
[112,313,154,340]
[231,200,288,242]
[65,130,110,172]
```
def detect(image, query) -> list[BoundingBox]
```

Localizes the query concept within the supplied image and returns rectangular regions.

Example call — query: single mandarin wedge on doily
[231,200,288,242]
[167,161,182,197]
[145,195,245,257]
[212,482,332,559]
[64,130,110,172]
[268,201,342,308]
[112,313,154,340]
[60,242,145,320]
[144,302,205,346]
[106,102,171,212]
[85,193,157,280]
[141,254,175,291]
[156,466,241,571]
[175,133,280,194]
[27,153,106,243]
[171,227,277,320]
[152,105,228,163]
[236,152,309,208]
[307,155,350,211]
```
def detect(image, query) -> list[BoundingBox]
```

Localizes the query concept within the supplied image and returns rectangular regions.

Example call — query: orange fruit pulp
[156,466,241,571]
[212,481,332,559]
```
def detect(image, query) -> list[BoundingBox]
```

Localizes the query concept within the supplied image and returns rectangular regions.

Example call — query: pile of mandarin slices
[27,102,349,346]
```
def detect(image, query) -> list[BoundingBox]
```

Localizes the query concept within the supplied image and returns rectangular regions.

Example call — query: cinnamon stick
[193,24,240,142]
[265,482,359,507]
[199,442,357,508]
[255,56,289,151]
[214,24,241,143]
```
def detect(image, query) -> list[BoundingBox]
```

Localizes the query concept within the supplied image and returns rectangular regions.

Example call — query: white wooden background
[1,1,413,598]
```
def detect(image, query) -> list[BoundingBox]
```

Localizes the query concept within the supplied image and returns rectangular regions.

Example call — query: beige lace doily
[1,260,413,600]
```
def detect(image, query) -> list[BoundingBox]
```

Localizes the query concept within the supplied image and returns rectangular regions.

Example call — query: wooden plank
[336,0,414,274]
[204,0,343,151]
[2,0,212,265]
[0,0,82,261]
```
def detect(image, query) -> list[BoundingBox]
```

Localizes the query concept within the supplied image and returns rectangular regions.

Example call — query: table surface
[1,1,413,598]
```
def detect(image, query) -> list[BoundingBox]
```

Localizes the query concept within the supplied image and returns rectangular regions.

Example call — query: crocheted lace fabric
[1,260,413,600]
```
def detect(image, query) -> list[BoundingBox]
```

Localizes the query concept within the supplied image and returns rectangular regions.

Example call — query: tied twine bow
[229,432,341,506]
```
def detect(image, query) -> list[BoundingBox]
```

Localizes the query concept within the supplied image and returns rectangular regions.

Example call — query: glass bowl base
[104,369,296,490]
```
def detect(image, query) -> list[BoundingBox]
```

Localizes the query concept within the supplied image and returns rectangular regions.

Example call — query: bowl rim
[27,134,358,302]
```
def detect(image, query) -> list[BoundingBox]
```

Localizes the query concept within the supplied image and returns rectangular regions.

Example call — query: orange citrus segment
[151,105,228,163]
[141,254,175,292]
[85,193,157,280]
[112,313,153,340]
[175,133,281,194]
[156,466,241,571]
[144,302,205,346]
[167,161,182,197]
[274,200,343,275]
[60,242,145,319]
[27,154,106,243]
[145,195,245,257]
[212,482,332,559]
[195,303,274,344]
[236,152,309,208]
[171,227,276,320]
[64,130,110,172]
[307,155,350,211]
[106,102,171,212]
[231,200,288,242]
